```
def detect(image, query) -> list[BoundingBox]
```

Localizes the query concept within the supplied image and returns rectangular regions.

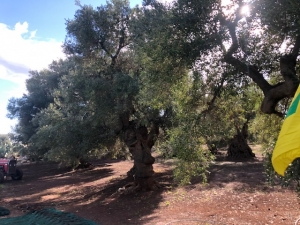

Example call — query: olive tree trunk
[124,123,160,191]
[227,122,255,159]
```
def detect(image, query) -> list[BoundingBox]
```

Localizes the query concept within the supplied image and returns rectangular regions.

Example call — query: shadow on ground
[67,170,173,225]
[2,149,296,225]
[1,159,173,225]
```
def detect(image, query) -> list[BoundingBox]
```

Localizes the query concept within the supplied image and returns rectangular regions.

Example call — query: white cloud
[0,22,65,134]
[14,22,29,35]
[30,30,37,39]
[0,22,65,74]
[0,104,17,134]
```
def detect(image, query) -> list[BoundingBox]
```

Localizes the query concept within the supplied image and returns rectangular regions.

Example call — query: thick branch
[221,14,299,117]
[111,28,127,67]
[262,35,300,116]
[99,39,111,58]
[203,74,226,114]
[147,122,159,148]
[222,18,272,95]
[292,34,300,57]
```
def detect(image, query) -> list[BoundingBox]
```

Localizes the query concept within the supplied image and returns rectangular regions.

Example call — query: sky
[0,0,161,134]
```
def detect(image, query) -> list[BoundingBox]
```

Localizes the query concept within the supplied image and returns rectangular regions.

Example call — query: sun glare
[221,0,251,17]
[241,5,250,16]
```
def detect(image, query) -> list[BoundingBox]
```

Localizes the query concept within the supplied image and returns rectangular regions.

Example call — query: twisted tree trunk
[124,124,160,191]
[227,122,255,159]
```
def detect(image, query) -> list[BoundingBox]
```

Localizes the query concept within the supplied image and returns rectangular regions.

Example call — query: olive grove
[7,0,300,189]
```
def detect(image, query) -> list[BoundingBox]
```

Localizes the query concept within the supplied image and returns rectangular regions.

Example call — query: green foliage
[7,96,37,144]
[158,72,216,184]
[259,111,300,195]
[0,135,12,157]
[256,103,300,195]
[31,68,139,166]
[265,152,300,196]
[254,0,300,37]
[168,124,215,185]
[21,1,138,166]
[250,113,282,145]
[64,0,131,63]
[6,59,72,146]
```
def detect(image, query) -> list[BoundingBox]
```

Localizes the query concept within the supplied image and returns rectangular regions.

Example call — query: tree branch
[111,27,127,67]
[147,121,159,149]
[220,12,300,117]
[292,34,300,57]
[222,15,272,95]
[203,73,227,114]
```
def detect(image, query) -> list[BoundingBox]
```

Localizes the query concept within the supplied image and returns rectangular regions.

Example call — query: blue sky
[0,0,143,42]
[0,0,155,134]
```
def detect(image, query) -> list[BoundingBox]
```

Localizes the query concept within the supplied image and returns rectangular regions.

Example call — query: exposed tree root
[118,177,161,194]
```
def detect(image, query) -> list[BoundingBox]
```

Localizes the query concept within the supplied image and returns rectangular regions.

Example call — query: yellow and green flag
[272,85,300,176]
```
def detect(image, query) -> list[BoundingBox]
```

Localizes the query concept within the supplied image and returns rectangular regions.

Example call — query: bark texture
[124,124,160,191]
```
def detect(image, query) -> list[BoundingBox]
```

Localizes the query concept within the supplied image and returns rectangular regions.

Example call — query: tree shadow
[66,170,173,225]
[1,159,174,225]
[185,155,278,194]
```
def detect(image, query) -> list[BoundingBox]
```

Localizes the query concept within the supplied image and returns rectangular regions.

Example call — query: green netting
[0,208,99,225]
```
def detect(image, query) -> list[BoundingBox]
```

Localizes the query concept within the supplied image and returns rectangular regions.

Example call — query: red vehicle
[0,158,23,183]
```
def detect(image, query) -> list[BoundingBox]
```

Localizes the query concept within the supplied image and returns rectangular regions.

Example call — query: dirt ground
[1,147,300,225]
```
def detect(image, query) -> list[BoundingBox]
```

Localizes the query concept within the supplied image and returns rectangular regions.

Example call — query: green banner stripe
[286,94,300,118]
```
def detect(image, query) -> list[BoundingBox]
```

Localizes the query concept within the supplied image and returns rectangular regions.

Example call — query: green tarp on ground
[0,208,99,225]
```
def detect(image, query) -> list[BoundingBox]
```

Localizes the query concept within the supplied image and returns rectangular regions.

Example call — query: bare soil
[1,147,300,225]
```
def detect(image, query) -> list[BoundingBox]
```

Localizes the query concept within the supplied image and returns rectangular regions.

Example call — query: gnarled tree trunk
[227,122,255,159]
[124,123,160,191]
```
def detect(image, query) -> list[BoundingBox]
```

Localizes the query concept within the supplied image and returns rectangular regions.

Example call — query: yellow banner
[272,85,300,176]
